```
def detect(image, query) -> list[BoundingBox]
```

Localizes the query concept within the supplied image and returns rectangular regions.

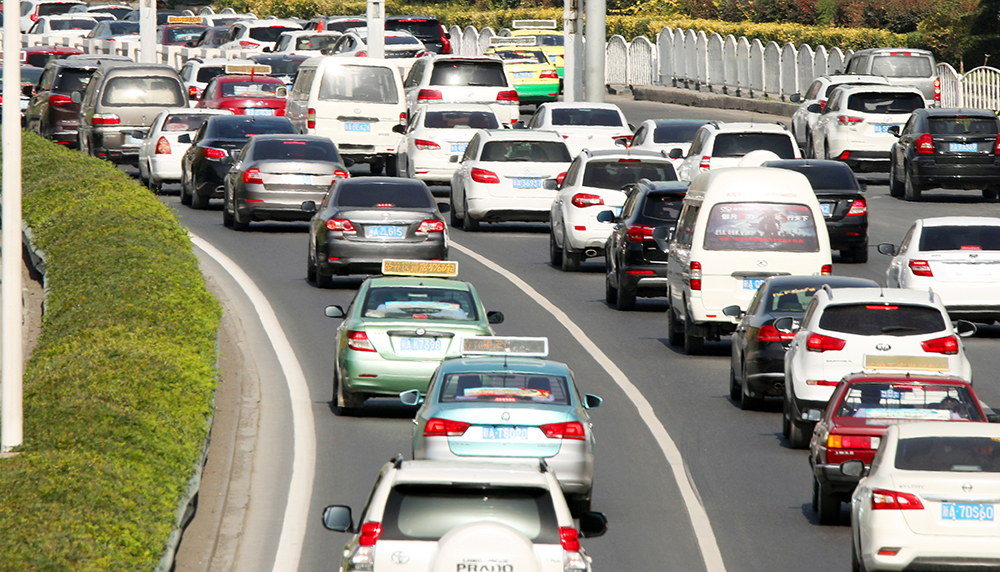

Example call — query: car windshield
[165,26,205,43]
[253,139,339,162]
[319,64,398,103]
[768,286,821,313]
[480,140,571,162]
[918,225,1000,251]
[335,183,432,208]
[550,108,622,127]
[768,164,859,191]
[439,373,571,404]
[382,485,558,542]
[711,133,795,158]
[107,21,139,35]
[102,76,185,107]
[252,57,305,75]
[163,113,211,132]
[248,26,298,43]
[386,19,440,39]
[50,18,95,30]
[385,35,421,45]
[641,193,684,222]
[429,61,507,87]
[582,160,676,189]
[870,55,933,78]
[929,117,998,135]
[423,110,498,129]
[704,202,819,252]
[361,287,477,321]
[847,92,924,114]
[818,304,946,336]
[220,80,282,97]
[53,67,94,91]
[533,34,563,46]
[835,383,982,422]
[895,437,1000,472]
[196,66,227,83]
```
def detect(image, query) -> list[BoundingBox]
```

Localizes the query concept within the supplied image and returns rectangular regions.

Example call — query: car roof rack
[392,454,404,469]
[822,283,834,300]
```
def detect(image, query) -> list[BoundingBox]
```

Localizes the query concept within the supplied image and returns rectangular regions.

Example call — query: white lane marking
[451,241,727,572]
[190,233,316,572]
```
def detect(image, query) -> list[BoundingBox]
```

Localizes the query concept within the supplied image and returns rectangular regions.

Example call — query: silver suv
[842,48,939,106]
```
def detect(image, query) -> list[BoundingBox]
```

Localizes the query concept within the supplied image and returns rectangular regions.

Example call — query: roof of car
[820,74,892,84]
[188,58,255,66]
[918,216,1000,227]
[430,55,503,63]
[762,159,856,171]
[583,149,673,160]
[764,275,879,289]
[839,372,971,386]
[919,108,1000,118]
[649,118,711,125]
[687,167,810,198]
[703,121,789,133]
[391,460,551,486]
[850,47,934,56]
[214,74,285,83]
[417,103,496,112]
[891,420,1000,439]
[480,129,567,142]
[237,18,302,28]
[815,286,942,305]
[640,180,690,192]
[366,275,471,291]
[540,102,623,111]
[440,357,570,375]
[829,84,925,95]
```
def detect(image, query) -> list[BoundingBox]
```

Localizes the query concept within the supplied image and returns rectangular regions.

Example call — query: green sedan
[324,260,505,415]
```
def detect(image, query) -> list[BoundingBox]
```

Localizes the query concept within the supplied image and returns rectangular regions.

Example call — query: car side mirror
[988,412,1000,423]
[668,148,683,159]
[321,505,354,532]
[722,305,743,318]
[325,305,345,318]
[399,389,423,406]
[542,178,558,190]
[887,125,900,137]
[953,320,977,338]
[789,93,802,103]
[487,311,504,324]
[614,137,628,147]
[595,210,615,223]
[449,155,459,163]
[392,124,406,134]
[839,459,867,478]
[578,511,608,538]
[806,103,821,113]
[876,243,898,256]
[70,91,82,104]
[177,133,192,143]
[772,316,798,334]
[276,86,288,98]
[262,46,272,52]
[583,394,602,409]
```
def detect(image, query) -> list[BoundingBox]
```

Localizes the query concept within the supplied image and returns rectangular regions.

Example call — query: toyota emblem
[963,483,973,493]
[875,343,891,352]
[501,412,510,421]
[757,260,768,268]
[391,552,409,564]
[415,328,425,336]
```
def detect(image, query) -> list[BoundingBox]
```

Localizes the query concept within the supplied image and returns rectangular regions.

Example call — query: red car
[20,46,83,69]
[195,73,287,117]
[808,373,991,525]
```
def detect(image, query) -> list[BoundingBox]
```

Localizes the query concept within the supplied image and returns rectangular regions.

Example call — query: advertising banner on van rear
[704,202,819,252]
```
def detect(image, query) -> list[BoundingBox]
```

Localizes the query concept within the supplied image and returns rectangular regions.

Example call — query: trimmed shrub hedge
[0,132,221,570]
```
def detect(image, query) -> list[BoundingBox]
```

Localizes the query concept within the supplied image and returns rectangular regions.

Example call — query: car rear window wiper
[880,326,922,334]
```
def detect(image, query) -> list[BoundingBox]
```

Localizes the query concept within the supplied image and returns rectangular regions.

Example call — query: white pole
[1,0,24,453]
[563,0,583,102]
[366,0,384,60]
[584,0,605,102]
[139,0,156,63]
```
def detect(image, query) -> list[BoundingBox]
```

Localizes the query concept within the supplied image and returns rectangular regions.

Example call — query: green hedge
[0,132,221,570]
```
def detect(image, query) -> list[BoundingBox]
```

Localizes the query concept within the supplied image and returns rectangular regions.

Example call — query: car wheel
[788,416,811,449]
[683,312,704,355]
[562,240,582,272]
[805,133,814,159]
[222,191,234,228]
[139,163,149,187]
[333,369,363,416]
[180,174,192,206]
[851,536,865,572]
[812,474,820,513]
[816,477,841,525]
[667,305,684,347]
[462,198,479,231]
[549,230,563,267]
[846,242,868,264]
[888,159,904,198]
[740,364,765,411]
[148,178,162,195]
[904,166,922,202]
[384,154,398,177]
[782,394,792,438]
[984,185,999,201]
[605,268,617,305]
[449,194,461,227]
[567,489,592,517]
[369,157,384,176]
[729,366,741,401]
[232,201,251,231]
[823,142,831,161]
[307,248,316,282]
[615,270,636,310]
[190,181,210,209]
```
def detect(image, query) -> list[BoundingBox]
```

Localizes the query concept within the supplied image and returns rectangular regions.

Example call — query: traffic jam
[18,7,1000,572]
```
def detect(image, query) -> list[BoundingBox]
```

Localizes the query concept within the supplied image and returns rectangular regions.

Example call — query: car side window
[800,297,819,328]
[223,26,238,43]
[898,225,916,253]
[869,438,888,475]
[901,115,917,136]
[528,109,544,129]
[804,80,822,100]
[194,122,208,142]
[747,285,765,315]
[620,188,641,219]
[674,204,699,248]
[632,126,646,146]
[688,129,708,156]
[291,68,314,101]
[39,67,55,90]
[358,464,389,524]
[825,90,841,113]
[180,64,193,81]
[203,78,218,99]
[563,157,583,187]
[463,134,480,162]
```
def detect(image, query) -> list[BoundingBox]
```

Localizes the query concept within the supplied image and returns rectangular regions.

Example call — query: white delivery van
[666,167,833,354]
[285,56,407,175]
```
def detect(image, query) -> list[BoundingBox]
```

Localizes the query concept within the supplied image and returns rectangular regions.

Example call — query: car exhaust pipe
[584,248,598,258]
[216,186,225,194]
[774,382,785,393]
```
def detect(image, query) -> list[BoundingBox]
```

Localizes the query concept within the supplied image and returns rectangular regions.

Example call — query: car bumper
[512,82,559,103]
[825,216,868,251]
[835,150,891,171]
[319,239,448,276]
[861,513,1000,572]
[148,155,183,182]
[341,354,442,396]
[744,344,787,397]
[617,264,668,296]
[911,160,1000,189]
[814,462,862,495]
[467,196,552,223]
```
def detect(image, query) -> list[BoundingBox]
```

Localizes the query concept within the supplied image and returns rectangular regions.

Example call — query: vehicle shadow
[799,501,851,526]
[234,221,311,234]
[655,337,731,357]
[310,276,367,290]
[326,398,418,419]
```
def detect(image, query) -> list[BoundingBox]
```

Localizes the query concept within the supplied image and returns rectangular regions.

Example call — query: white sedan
[524,102,633,157]
[395,103,499,185]
[850,422,1000,572]
[26,14,97,37]
[138,108,232,193]
[880,216,1000,324]
[450,130,572,231]
[629,118,709,171]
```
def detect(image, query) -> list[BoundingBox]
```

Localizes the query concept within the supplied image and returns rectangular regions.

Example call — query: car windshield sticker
[463,387,551,399]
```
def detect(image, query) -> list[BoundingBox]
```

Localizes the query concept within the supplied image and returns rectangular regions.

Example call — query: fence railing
[937,63,1000,110]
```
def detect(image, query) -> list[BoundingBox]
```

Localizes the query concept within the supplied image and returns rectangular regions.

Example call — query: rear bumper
[813,462,862,496]
[836,150,890,172]
[318,239,447,276]
[340,355,442,396]
[467,196,552,222]
[744,344,787,397]
[825,216,868,251]
[911,160,1000,189]
[512,82,559,103]
[617,263,668,296]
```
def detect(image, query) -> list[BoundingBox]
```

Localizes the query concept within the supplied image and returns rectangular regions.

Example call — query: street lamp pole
[584,0,606,102]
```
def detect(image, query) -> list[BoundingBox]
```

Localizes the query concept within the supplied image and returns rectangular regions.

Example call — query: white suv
[780,287,976,449]
[321,457,608,572]
[675,121,800,181]
[216,18,303,52]
[789,74,890,153]
[403,56,520,127]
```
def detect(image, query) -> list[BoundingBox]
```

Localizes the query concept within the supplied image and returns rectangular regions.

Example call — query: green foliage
[0,132,221,571]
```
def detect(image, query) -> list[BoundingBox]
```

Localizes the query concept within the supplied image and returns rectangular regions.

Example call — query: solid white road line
[190,233,316,572]
[451,241,727,572]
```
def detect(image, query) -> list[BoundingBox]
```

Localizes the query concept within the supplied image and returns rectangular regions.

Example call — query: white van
[665,167,833,354]
[285,57,407,175]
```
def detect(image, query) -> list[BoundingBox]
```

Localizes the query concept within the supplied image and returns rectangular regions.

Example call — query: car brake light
[757,324,794,342]
[417,89,442,101]
[626,224,654,242]
[571,193,603,208]
[471,167,500,184]
[995,136,1000,155]
[806,379,840,386]
[30,11,39,22]
[818,99,827,111]
[837,115,864,126]
[872,489,924,510]
[399,111,407,125]
[807,333,846,352]
[238,40,260,49]
[909,259,933,277]
[347,330,376,352]
[699,155,710,171]
[307,108,316,129]
[556,171,566,185]
[333,168,350,180]
[921,335,959,355]
[821,264,832,276]
[204,147,228,160]
[540,421,586,440]
[559,527,581,551]
[155,136,171,155]
[916,133,934,154]
[846,199,867,216]
[424,418,471,436]
[91,113,120,125]
[539,70,558,79]
[690,260,701,290]
[48,93,72,107]
[934,77,941,102]
[415,139,441,150]
[441,25,452,54]
[496,90,519,104]
[827,434,879,449]
[243,168,263,185]
[189,85,201,99]
[416,219,445,233]
[326,219,356,232]
[356,51,367,57]
[358,521,382,546]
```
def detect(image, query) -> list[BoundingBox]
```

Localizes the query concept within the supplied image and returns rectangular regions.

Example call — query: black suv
[386,15,451,53]
[599,180,688,310]
[26,59,98,148]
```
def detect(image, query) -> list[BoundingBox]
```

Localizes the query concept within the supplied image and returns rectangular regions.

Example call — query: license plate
[949,142,978,152]
[482,426,530,440]
[19,100,28,111]
[285,174,311,185]
[942,503,994,522]
[398,337,442,353]
[365,225,405,239]
[874,124,897,134]
[742,278,766,290]
[513,72,533,79]
[450,143,467,153]
[344,122,371,132]
[953,264,997,277]
[820,202,833,217]
[512,178,541,189]
[126,135,143,146]
[245,108,274,116]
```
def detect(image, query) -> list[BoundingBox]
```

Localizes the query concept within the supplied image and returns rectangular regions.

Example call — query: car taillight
[238,40,260,49]
[559,527,581,551]
[471,167,500,184]
[872,489,924,510]
[821,264,832,276]
[539,70,558,79]
[757,324,795,342]
[995,137,1000,155]
[540,421,586,440]
[91,113,120,125]
[827,434,879,449]
[556,171,566,185]
[358,521,382,546]
[909,259,933,277]
[333,168,350,180]
[626,224,654,243]
[807,333,846,352]
[399,111,407,125]
[188,85,201,99]
[307,107,316,129]
[417,89,442,101]
[846,199,867,216]
[415,139,440,150]
[818,99,827,111]
[155,136,171,155]
[496,90,519,104]
[355,50,367,57]
[416,219,445,233]
[347,330,376,352]
[30,11,39,21]
[243,168,263,184]
[916,133,934,154]
[690,260,702,290]
[921,335,959,355]
[48,93,72,107]
[698,155,711,171]
[571,193,603,208]
[326,218,356,232]
[934,77,941,102]
[837,115,864,126]
[204,147,228,160]
[440,25,452,54]
[424,417,471,436]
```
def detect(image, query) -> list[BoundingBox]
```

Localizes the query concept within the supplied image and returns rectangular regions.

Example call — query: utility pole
[367,0,385,59]
[584,0,606,102]
[139,0,156,63]
[563,0,584,102]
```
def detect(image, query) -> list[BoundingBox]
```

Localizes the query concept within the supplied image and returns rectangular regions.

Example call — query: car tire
[729,366,741,401]
[462,198,479,231]
[667,305,684,347]
[984,186,999,201]
[812,474,820,513]
[683,313,704,355]
[148,178,162,195]
[846,242,868,264]
[333,369,362,416]
[562,240,582,272]
[605,268,617,305]
[369,157,384,176]
[190,181,209,210]
[449,194,461,227]
[139,163,149,187]
[782,394,792,438]
[232,205,250,231]
[816,477,841,525]
[805,133,814,159]
[567,489,592,517]
[549,230,563,267]
[904,167,922,202]
[180,174,192,206]
[615,271,636,310]
[851,537,865,572]
[823,142,831,161]
[222,192,234,228]
[888,160,904,198]
[307,249,317,282]
[788,416,811,449]
[385,154,398,177]
[740,364,765,411]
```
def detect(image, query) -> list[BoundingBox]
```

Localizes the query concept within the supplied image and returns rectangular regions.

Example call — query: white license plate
[398,337,442,353]
[450,143,467,153]
[942,503,994,522]
[874,124,898,134]
[344,122,371,132]
[949,142,978,152]
[512,178,541,189]
[742,278,766,290]
[482,426,529,440]
[366,225,405,239]
[126,135,143,146]
[513,72,533,79]
[285,174,311,185]
[820,202,833,217]
[245,108,274,116]
[953,264,997,277]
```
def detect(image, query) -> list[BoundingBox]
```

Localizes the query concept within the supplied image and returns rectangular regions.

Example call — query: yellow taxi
[485,41,559,104]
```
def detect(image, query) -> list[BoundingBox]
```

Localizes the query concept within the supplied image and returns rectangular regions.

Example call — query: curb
[630,85,798,118]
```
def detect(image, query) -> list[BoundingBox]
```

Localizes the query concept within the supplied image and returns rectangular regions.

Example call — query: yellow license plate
[864,355,950,371]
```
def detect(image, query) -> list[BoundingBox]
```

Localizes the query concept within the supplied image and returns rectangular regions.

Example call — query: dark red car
[808,373,991,525]
[195,74,287,117]
[20,46,83,69]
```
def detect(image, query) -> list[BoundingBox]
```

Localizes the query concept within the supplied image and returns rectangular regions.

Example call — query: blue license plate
[284,174,311,185]
[874,124,897,133]
[450,143,467,153]
[820,202,833,217]
[365,225,405,239]
[512,178,541,189]
[949,142,978,152]
[513,72,533,79]
[398,337,442,353]
[344,122,371,132]
[743,278,766,290]
[482,426,530,440]
[941,503,994,522]
[245,108,274,116]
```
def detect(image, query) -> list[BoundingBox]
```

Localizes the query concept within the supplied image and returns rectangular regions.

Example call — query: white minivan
[665,167,833,354]
[285,57,407,175]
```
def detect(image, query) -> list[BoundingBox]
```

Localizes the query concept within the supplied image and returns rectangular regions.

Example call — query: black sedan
[599,180,687,310]
[308,178,448,287]
[726,275,878,410]
[887,108,1000,202]
[180,115,296,209]
[762,159,870,262]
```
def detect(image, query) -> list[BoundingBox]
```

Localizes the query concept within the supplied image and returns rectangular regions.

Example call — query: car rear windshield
[895,437,1000,472]
[640,193,684,223]
[386,35,421,45]
[770,164,859,191]
[835,383,982,422]
[319,64,398,104]
[102,76,185,107]
[38,3,79,16]
[253,138,339,162]
[253,57,305,76]
[550,108,623,127]
[582,160,676,190]
[53,67,95,91]
[324,19,365,33]
[870,55,933,78]
[654,122,705,143]
[533,34,563,46]
[107,21,139,35]
[382,485,559,542]
[196,66,226,83]
[429,61,506,87]
[711,133,795,158]
[424,110,498,129]
[768,286,821,313]
[295,35,339,50]
[361,286,477,321]
[480,140,571,162]
[918,226,1000,251]
[25,52,75,67]
[818,304,945,336]
[386,19,440,40]
[439,372,571,404]
[220,80,282,97]
[248,26,297,43]
[704,202,820,252]
[929,117,999,135]
[214,118,295,139]
[847,92,924,114]
[50,18,95,30]
[163,113,211,132]
[335,183,433,209]
[492,49,547,64]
